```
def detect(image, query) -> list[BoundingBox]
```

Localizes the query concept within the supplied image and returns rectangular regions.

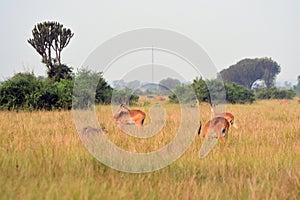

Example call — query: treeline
[169,77,256,104]
[169,76,296,105]
[0,69,143,111]
[0,71,297,111]
[0,70,113,111]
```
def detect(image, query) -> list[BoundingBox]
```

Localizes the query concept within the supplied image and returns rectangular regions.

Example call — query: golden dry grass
[0,99,299,199]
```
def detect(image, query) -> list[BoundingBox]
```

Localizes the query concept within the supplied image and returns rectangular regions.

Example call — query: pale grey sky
[0,0,299,84]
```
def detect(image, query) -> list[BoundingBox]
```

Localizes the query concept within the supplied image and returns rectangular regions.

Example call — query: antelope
[82,126,108,135]
[198,116,230,158]
[200,101,209,105]
[198,106,237,136]
[157,96,166,101]
[199,116,230,139]
[198,104,237,158]
[280,100,290,105]
[203,117,230,142]
[113,104,146,127]
[214,112,238,129]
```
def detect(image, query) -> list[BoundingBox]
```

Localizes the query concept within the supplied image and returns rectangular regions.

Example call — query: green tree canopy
[219,58,281,89]
[191,76,209,102]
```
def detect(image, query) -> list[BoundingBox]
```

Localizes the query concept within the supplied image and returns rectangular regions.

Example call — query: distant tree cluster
[168,84,196,104]
[159,78,181,90]
[111,88,139,106]
[112,78,181,97]
[256,87,296,100]
[169,77,255,104]
[220,58,281,89]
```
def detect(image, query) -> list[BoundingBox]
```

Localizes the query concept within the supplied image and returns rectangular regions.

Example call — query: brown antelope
[209,104,238,129]
[298,100,300,104]
[200,101,209,105]
[214,112,238,129]
[113,104,146,127]
[198,106,238,137]
[157,96,166,101]
[280,100,290,105]
[198,116,230,158]
[199,117,230,142]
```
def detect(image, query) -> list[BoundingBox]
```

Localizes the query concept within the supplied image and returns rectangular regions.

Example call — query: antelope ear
[232,123,238,129]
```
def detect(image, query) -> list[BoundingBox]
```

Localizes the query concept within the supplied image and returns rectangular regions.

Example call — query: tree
[168,84,196,104]
[159,78,181,90]
[191,77,254,104]
[48,64,73,82]
[220,58,281,89]
[191,76,209,102]
[28,21,74,81]
[72,69,113,109]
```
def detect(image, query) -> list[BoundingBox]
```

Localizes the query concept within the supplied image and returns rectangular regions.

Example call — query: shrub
[225,82,255,104]
[256,87,296,100]
[0,72,43,110]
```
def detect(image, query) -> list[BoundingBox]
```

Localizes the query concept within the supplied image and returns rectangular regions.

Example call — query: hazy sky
[0,0,299,84]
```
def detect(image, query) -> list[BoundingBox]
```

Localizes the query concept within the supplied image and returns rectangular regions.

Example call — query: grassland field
[0,99,299,199]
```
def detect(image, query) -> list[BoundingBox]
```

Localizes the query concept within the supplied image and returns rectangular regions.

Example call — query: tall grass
[0,100,299,199]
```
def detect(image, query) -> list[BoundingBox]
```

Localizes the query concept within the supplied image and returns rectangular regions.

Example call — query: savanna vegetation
[0,100,299,199]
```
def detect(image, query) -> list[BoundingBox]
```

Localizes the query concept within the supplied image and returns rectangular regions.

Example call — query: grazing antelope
[199,117,230,142]
[113,104,146,127]
[200,101,209,105]
[214,112,238,129]
[157,96,166,101]
[280,100,290,105]
[198,105,237,136]
[199,117,230,158]
[198,104,237,158]
[82,126,108,135]
[209,104,238,129]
